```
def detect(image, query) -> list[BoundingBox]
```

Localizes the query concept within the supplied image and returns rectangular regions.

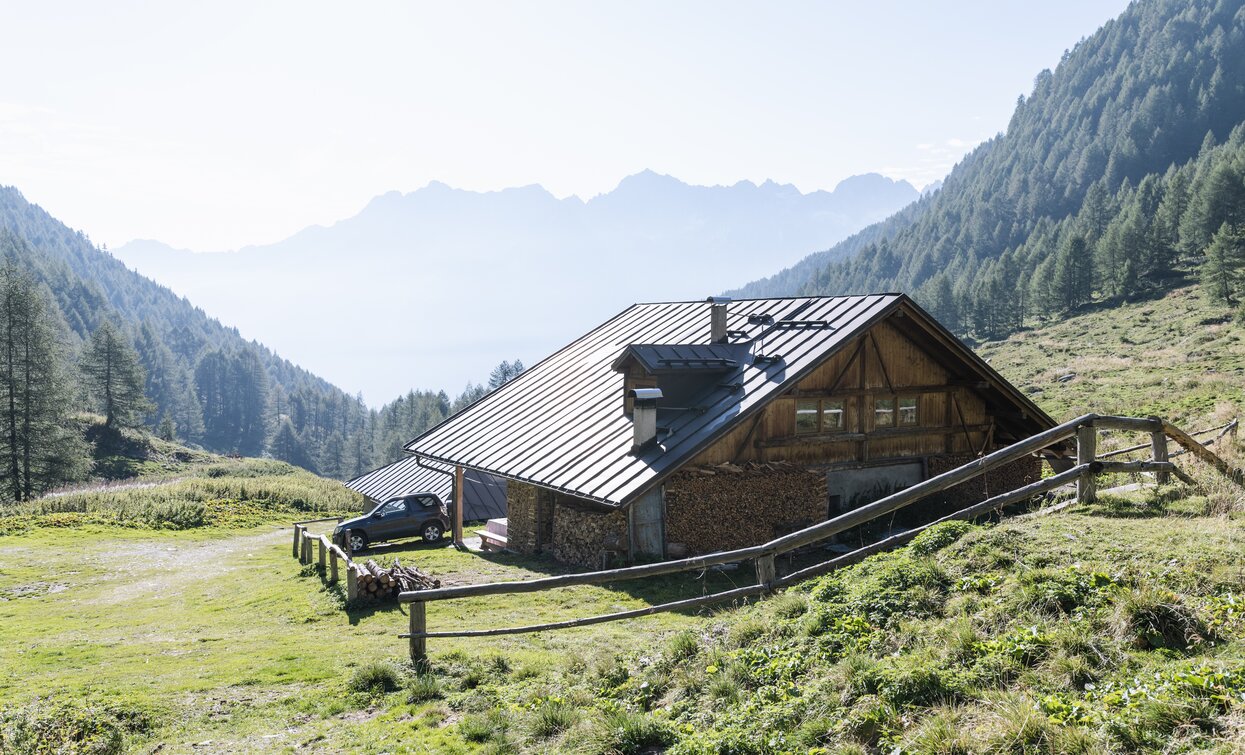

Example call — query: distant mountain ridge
[117,171,920,403]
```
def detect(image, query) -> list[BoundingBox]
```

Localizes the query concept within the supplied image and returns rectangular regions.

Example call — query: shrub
[667,630,700,662]
[0,698,152,755]
[727,617,766,648]
[1016,566,1117,615]
[348,660,406,695]
[1111,586,1210,651]
[528,699,578,738]
[910,521,976,556]
[596,710,675,754]
[458,710,508,743]
[768,592,808,619]
[407,673,441,703]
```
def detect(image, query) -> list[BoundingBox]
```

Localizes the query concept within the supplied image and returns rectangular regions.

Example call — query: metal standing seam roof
[345,457,508,522]
[405,294,1055,509]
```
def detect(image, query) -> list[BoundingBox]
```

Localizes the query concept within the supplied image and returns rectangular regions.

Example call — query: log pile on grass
[356,558,439,601]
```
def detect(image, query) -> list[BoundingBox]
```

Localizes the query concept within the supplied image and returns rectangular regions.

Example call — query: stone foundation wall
[506,480,538,555]
[664,463,828,556]
[552,503,628,568]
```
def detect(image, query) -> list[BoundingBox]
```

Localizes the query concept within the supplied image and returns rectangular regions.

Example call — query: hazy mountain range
[117,171,920,403]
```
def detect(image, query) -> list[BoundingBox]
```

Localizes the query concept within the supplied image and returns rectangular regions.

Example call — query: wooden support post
[346,562,359,602]
[453,465,465,548]
[409,601,427,663]
[329,544,339,584]
[1077,424,1097,504]
[318,536,327,573]
[299,531,309,563]
[1150,416,1169,485]
[755,553,777,592]
[292,525,304,558]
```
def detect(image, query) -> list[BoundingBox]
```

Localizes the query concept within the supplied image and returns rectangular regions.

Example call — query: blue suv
[333,493,449,553]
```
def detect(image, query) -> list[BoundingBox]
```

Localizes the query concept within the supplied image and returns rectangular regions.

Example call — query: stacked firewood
[664,462,828,555]
[355,558,440,600]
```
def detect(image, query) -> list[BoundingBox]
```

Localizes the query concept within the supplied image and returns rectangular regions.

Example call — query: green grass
[6,283,1245,752]
[976,285,1245,431]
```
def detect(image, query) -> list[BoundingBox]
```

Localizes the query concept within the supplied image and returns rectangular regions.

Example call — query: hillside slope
[730,0,1245,344]
[0,187,374,478]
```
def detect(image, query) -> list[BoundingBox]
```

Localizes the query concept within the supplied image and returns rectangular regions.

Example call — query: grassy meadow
[2,285,1245,753]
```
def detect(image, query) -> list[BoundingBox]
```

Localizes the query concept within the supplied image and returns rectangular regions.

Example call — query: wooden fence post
[292,525,304,558]
[303,530,314,564]
[329,546,339,584]
[346,563,359,602]
[410,600,427,663]
[754,553,777,592]
[1077,424,1097,503]
[1149,416,1169,485]
[318,536,327,573]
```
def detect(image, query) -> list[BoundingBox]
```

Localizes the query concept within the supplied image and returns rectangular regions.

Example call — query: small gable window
[796,399,820,434]
[874,397,894,428]
[898,396,919,426]
[796,399,846,434]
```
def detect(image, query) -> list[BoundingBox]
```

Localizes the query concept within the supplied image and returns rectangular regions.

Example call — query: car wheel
[348,531,368,553]
[422,522,444,543]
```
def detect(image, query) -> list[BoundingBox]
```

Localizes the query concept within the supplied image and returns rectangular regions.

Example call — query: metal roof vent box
[628,387,663,454]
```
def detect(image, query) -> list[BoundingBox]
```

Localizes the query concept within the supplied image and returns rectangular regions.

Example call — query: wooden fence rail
[395,413,1241,661]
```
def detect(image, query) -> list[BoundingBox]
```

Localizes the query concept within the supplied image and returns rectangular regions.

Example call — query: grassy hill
[2,287,1245,753]
[976,284,1244,430]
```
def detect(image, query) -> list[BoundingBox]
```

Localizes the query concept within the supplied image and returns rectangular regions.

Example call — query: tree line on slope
[731,0,1245,340]
[0,254,526,502]
[0,185,532,492]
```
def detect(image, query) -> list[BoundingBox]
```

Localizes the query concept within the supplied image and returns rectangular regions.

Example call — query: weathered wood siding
[688,318,993,467]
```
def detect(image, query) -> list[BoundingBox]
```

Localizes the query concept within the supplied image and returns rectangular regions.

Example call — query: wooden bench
[476,529,508,551]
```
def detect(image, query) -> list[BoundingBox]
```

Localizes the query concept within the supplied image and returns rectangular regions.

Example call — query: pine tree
[1201,222,1245,305]
[81,321,152,429]
[0,262,87,500]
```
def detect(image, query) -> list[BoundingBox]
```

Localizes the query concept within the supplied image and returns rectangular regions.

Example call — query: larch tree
[0,262,87,500]
[81,320,152,430]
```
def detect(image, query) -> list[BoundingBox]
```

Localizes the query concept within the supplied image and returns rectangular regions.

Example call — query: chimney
[707,296,731,343]
[628,387,662,453]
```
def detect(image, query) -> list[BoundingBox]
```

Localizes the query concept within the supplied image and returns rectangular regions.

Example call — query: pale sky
[0,1,1131,252]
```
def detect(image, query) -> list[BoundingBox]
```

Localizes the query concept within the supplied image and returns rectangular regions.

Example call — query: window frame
[897,395,920,427]
[794,397,848,435]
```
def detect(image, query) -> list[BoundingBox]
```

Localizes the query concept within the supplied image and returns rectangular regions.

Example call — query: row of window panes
[796,396,919,434]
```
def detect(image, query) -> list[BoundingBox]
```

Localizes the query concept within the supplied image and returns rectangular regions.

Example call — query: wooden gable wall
[688,315,992,467]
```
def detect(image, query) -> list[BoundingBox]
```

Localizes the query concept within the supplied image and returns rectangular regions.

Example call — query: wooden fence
[394,413,1243,662]
[291,516,365,602]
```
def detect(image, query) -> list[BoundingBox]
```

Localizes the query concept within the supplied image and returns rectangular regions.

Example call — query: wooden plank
[409,601,427,663]
[401,584,767,639]
[756,424,992,449]
[1163,421,1245,483]
[346,563,359,602]
[403,412,1098,604]
[453,465,465,547]
[1150,419,1169,485]
[293,516,347,526]
[776,463,1090,587]
[868,331,895,394]
[401,542,772,602]
[754,554,777,592]
[1077,425,1097,503]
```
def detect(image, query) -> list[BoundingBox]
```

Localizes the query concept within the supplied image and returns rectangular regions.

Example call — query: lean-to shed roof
[345,457,507,521]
